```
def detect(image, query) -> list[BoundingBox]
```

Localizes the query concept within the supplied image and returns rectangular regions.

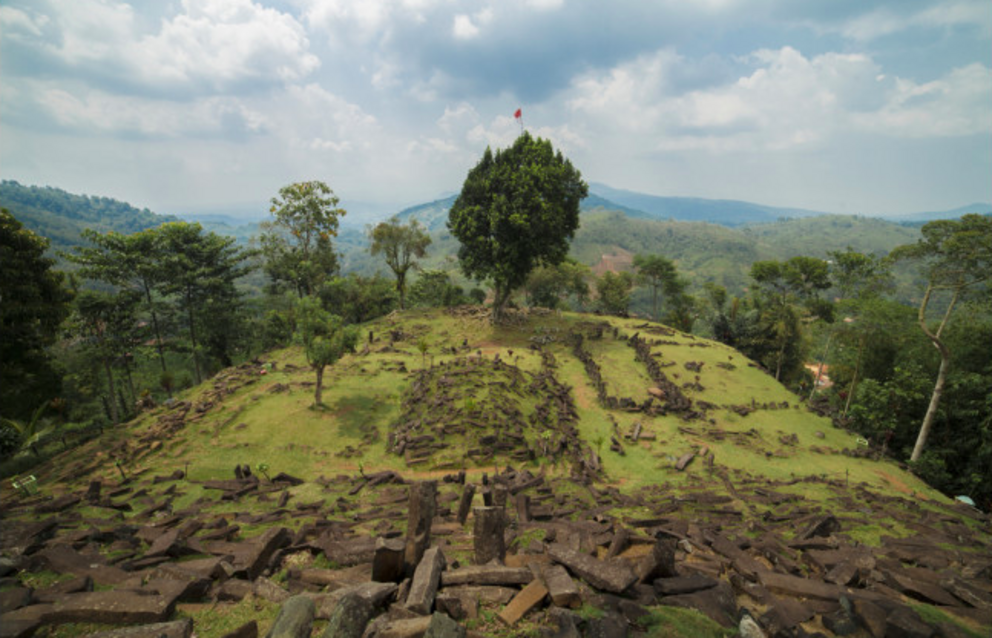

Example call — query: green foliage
[448,132,588,322]
[524,258,590,310]
[295,296,359,406]
[72,289,142,424]
[0,209,73,421]
[829,247,894,300]
[65,227,172,374]
[369,216,432,308]
[891,214,992,462]
[319,274,398,324]
[408,270,468,308]
[633,254,678,321]
[157,222,254,383]
[596,271,633,316]
[261,181,345,297]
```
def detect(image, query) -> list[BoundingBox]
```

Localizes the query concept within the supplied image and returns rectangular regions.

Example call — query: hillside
[2,308,988,637]
[589,183,827,226]
[0,181,179,254]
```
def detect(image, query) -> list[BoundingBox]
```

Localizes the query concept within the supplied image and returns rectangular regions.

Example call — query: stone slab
[498,579,548,626]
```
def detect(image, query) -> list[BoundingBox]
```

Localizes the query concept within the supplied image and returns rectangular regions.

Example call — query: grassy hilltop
[3,308,989,637]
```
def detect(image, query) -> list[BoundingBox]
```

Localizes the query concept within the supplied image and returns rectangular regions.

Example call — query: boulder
[321,592,373,638]
[265,596,315,638]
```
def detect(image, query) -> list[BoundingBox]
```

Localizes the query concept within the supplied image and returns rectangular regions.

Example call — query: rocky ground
[2,311,990,637]
[1,455,990,637]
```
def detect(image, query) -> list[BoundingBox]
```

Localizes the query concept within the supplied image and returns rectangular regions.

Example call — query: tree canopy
[261,181,345,297]
[0,209,73,421]
[448,132,588,323]
[891,214,992,462]
[369,216,431,309]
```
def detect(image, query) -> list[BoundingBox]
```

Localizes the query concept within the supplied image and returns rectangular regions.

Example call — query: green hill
[0,180,179,254]
[2,308,988,637]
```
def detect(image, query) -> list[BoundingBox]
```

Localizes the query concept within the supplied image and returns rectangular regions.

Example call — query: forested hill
[0,180,179,253]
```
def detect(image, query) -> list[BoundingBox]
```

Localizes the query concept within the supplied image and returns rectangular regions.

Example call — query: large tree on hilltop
[448,132,588,324]
[369,216,432,309]
[261,181,345,298]
[891,214,992,463]
[0,209,73,421]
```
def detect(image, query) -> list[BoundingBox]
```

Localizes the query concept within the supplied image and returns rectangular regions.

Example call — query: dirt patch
[573,380,595,410]
[590,249,634,277]
[875,468,928,499]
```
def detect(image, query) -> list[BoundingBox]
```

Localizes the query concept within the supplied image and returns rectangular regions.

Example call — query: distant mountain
[887,203,992,224]
[0,180,179,253]
[589,182,826,226]
[393,191,648,233]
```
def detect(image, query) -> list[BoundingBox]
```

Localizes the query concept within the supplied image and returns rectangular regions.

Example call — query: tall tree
[369,217,432,309]
[632,254,677,321]
[261,181,345,298]
[66,228,170,375]
[73,290,140,425]
[295,296,359,406]
[596,271,634,316]
[157,223,252,385]
[1,209,73,421]
[891,214,992,462]
[448,132,588,323]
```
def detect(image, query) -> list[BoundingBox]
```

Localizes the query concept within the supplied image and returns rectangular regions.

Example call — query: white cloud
[523,0,564,10]
[35,85,266,137]
[33,0,318,93]
[857,63,992,137]
[0,6,49,38]
[839,1,992,41]
[452,14,479,40]
[567,45,989,155]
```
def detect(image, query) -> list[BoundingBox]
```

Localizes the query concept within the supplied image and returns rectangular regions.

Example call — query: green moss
[639,606,737,638]
[908,603,988,638]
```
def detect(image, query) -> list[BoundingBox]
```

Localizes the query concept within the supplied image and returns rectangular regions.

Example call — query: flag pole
[514,108,523,134]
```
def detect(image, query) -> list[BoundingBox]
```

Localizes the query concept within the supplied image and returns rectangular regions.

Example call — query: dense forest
[1,174,990,510]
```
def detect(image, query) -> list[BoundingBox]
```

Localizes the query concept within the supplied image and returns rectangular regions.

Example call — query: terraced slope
[1,308,988,638]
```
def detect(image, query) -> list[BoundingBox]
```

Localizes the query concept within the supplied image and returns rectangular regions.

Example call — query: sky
[2,0,991,220]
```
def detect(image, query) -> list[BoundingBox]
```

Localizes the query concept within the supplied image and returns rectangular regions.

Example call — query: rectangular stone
[498,579,548,626]
[758,572,844,601]
[404,547,446,615]
[542,565,580,609]
[47,591,176,625]
[441,565,532,587]
[547,543,637,594]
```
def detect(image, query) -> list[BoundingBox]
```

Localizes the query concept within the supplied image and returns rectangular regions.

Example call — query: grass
[638,606,737,638]
[175,597,282,637]
[908,603,988,638]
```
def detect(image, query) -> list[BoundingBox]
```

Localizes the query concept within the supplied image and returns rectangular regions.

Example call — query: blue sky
[1,0,990,219]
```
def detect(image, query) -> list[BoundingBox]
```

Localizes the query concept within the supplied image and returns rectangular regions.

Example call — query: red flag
[514,108,522,119]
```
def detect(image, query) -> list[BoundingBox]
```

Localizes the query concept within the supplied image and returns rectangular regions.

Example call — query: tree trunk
[842,336,864,418]
[103,358,119,425]
[314,365,324,406]
[490,285,512,325]
[911,347,950,462]
[185,287,202,385]
[910,284,958,462]
[143,284,168,375]
[652,286,659,322]
[397,271,407,310]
